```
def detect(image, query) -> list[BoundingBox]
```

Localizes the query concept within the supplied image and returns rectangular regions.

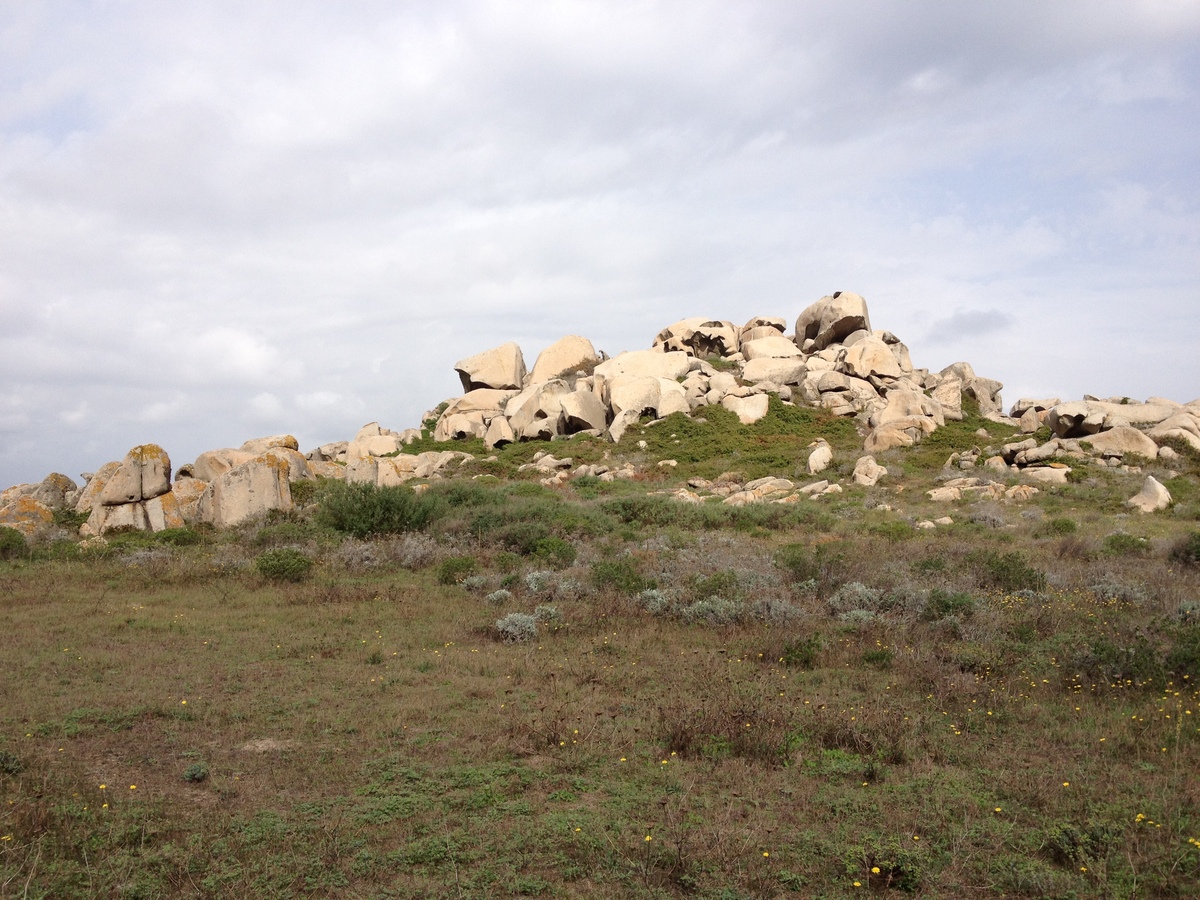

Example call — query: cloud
[0,1,1197,487]
[924,309,1014,345]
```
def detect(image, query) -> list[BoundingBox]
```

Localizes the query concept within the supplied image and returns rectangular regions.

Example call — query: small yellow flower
[994,807,1002,813]
[1062,782,1070,787]
[871,866,880,873]
[1,835,12,841]
[912,835,919,841]
[129,785,136,790]
[99,784,106,790]
[644,835,652,842]
[853,881,862,887]
[763,852,770,858]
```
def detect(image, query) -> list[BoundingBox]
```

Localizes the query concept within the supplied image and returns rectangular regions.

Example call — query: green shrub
[156,527,204,546]
[531,536,576,569]
[589,558,653,595]
[494,521,550,554]
[692,570,741,602]
[0,749,23,776]
[182,762,209,783]
[969,550,1046,592]
[1170,532,1200,567]
[1103,531,1150,556]
[485,589,512,606]
[774,542,844,591]
[1165,626,1200,678]
[316,481,442,537]
[52,507,90,530]
[256,548,314,582]
[921,589,975,622]
[0,526,27,560]
[780,634,823,669]
[677,597,744,626]
[1044,517,1077,535]
[437,556,478,585]
[289,479,320,506]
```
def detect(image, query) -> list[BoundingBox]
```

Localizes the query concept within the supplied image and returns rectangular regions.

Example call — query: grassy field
[3,408,1200,898]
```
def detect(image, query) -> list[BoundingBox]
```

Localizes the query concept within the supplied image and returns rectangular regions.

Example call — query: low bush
[589,558,654,595]
[920,589,975,621]
[780,634,823,669]
[969,550,1046,592]
[255,548,314,582]
[437,556,478,585]
[774,542,844,591]
[316,481,443,537]
[495,613,538,643]
[485,589,512,606]
[1170,531,1200,567]
[1103,531,1150,556]
[0,525,27,560]
[531,536,576,569]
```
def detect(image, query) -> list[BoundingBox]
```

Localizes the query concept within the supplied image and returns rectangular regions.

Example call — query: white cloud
[0,1,1197,487]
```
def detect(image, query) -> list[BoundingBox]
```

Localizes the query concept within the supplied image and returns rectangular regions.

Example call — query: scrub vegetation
[3,416,1200,898]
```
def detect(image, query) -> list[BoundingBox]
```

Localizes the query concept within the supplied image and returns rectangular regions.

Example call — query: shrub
[182,762,209,783]
[496,613,538,643]
[920,589,975,621]
[1089,579,1148,605]
[969,550,1046,592]
[461,575,488,592]
[255,548,314,582]
[636,588,670,615]
[531,536,577,569]
[0,750,23,776]
[1165,626,1200,678]
[156,527,204,546]
[494,521,549,555]
[1170,532,1200,567]
[524,570,556,593]
[0,526,27,560]
[677,596,744,626]
[1103,532,1150,557]
[316,481,442,537]
[692,570,741,602]
[827,582,886,616]
[52,508,90,530]
[589,558,653,595]
[774,542,844,591]
[533,604,562,625]
[289,479,319,506]
[437,556,478,585]
[1044,517,1078,535]
[780,635,823,669]
[485,589,512,606]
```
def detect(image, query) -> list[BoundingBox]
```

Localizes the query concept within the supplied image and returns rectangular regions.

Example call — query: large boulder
[741,336,803,360]
[189,448,258,482]
[794,292,871,352]
[508,380,574,440]
[839,335,903,380]
[454,342,527,391]
[560,389,608,432]
[0,473,78,511]
[347,422,411,459]
[721,393,769,424]
[197,456,293,528]
[528,335,598,383]
[1082,426,1159,459]
[0,496,54,538]
[1127,476,1171,513]
[240,434,299,454]
[742,357,805,385]
[739,316,787,345]
[594,349,692,383]
[653,318,740,358]
[74,461,122,513]
[98,445,172,506]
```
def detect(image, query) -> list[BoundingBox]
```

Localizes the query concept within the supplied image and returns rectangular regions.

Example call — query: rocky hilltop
[2,291,1198,540]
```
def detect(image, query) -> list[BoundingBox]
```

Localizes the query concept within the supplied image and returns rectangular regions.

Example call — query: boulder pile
[2,290,1196,539]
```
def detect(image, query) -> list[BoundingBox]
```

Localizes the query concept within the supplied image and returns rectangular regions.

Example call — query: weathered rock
[807,441,832,475]
[931,379,964,421]
[240,434,299,454]
[741,336,803,360]
[0,496,53,537]
[1009,398,1060,419]
[74,461,122,513]
[840,335,903,380]
[739,316,787,344]
[484,416,515,449]
[653,318,740,357]
[454,342,527,392]
[99,445,172,506]
[852,456,887,487]
[721,394,769,424]
[1082,426,1159,459]
[1023,466,1071,484]
[528,335,599,383]
[435,411,489,442]
[561,390,608,433]
[198,456,293,528]
[347,422,410,459]
[144,492,186,531]
[742,357,805,385]
[189,448,258,483]
[1127,475,1171,513]
[595,349,692,383]
[794,292,871,351]
[0,473,78,511]
[171,478,210,524]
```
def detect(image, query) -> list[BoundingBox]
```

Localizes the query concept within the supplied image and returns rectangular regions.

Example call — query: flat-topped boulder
[528,335,599,383]
[454,342,527,391]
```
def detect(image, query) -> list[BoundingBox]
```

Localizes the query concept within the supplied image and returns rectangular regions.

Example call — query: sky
[2,0,1198,489]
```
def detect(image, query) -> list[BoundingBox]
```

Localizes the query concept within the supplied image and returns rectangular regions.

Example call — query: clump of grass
[1042,517,1077,536]
[485,589,512,606]
[780,634,823,669]
[255,548,314,582]
[920,589,975,621]
[677,596,744,626]
[1103,531,1150,557]
[0,749,24,776]
[182,762,209,783]
[636,588,670,615]
[589,557,654,595]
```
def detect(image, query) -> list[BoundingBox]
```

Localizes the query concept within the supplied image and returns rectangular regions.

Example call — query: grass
[4,426,1200,897]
